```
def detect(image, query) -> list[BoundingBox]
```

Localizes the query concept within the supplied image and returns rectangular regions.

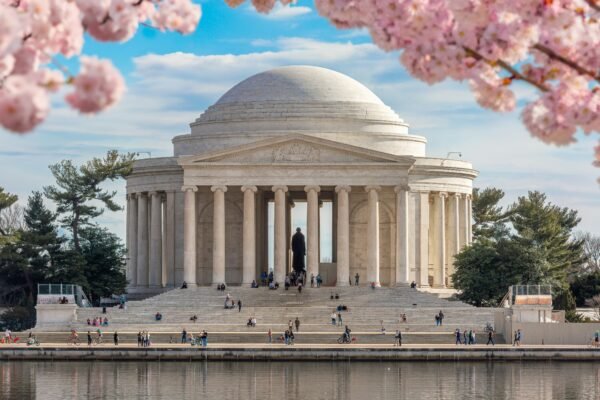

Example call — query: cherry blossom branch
[584,0,600,12]
[533,43,600,83]
[463,46,550,92]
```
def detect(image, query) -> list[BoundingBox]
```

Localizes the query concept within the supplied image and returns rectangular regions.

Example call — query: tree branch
[585,0,600,12]
[533,43,600,83]
[463,46,550,92]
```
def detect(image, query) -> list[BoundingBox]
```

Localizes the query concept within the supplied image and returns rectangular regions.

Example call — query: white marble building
[125,66,475,295]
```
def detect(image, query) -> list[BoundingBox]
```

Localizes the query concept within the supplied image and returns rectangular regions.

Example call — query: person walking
[337,312,343,326]
[113,331,119,346]
[438,311,444,326]
[516,329,522,346]
[487,330,495,346]
[331,311,337,326]
[316,274,322,288]
[394,330,402,346]
[311,274,315,288]
[463,329,468,345]
[455,329,461,345]
[295,317,300,332]
[238,299,242,313]
[137,331,142,347]
[181,329,187,344]
[268,328,272,344]
[87,331,92,346]
[355,273,360,286]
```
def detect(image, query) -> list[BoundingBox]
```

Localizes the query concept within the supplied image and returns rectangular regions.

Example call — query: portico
[125,66,476,294]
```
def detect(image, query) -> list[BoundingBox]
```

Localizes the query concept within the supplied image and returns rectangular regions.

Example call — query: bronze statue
[291,227,306,273]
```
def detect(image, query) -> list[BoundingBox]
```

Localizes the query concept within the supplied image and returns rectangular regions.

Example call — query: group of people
[331,311,343,326]
[434,311,445,326]
[224,293,242,311]
[87,317,109,327]
[58,296,70,304]
[246,317,257,327]
[180,329,208,346]
[455,329,482,345]
[310,273,324,288]
[137,331,151,347]
[216,283,227,291]
[285,270,306,289]
[2,329,15,344]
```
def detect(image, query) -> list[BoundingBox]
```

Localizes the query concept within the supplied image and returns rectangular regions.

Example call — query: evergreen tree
[44,150,135,251]
[79,225,127,301]
[453,239,543,306]
[510,191,584,287]
[471,187,511,242]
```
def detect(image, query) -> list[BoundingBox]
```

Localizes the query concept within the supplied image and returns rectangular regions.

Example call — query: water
[1,361,600,400]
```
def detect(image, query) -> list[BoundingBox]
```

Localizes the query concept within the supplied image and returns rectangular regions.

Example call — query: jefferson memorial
[125,66,476,295]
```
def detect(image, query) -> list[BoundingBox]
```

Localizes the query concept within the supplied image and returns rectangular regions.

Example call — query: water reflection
[2,361,600,400]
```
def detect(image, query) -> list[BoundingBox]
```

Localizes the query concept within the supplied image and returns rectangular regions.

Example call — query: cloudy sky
[1,0,599,243]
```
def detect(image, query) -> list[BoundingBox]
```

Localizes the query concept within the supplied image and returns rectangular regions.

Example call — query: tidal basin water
[2,361,600,400]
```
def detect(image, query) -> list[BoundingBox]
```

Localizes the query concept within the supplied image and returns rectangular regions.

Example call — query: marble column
[365,185,381,287]
[416,191,430,287]
[466,194,473,244]
[164,191,176,287]
[149,191,163,288]
[433,192,447,288]
[211,185,227,286]
[182,185,198,287]
[305,185,320,282]
[395,186,410,285]
[241,186,257,287]
[447,193,461,286]
[273,185,288,284]
[127,194,138,287]
[136,193,149,287]
[335,185,351,287]
[462,194,470,247]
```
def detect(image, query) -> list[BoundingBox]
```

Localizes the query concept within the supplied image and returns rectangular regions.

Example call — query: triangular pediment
[178,134,415,165]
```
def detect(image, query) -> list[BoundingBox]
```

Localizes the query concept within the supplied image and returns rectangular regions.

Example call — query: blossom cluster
[0,0,200,133]
[243,0,600,168]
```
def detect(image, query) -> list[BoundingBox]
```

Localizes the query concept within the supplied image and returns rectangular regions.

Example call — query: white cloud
[1,37,599,240]
[252,3,312,20]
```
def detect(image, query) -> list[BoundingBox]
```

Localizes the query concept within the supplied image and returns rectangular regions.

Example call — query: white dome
[215,65,386,105]
[176,66,427,157]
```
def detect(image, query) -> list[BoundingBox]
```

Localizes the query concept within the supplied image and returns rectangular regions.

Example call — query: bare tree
[585,295,600,321]
[0,203,24,237]
[575,232,600,272]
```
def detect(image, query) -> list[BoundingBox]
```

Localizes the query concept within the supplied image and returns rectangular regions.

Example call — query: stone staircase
[35,286,499,341]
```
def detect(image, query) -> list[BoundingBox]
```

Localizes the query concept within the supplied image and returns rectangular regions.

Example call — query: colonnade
[126,185,472,290]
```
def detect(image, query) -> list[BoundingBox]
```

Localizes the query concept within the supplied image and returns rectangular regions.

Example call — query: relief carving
[272,142,320,162]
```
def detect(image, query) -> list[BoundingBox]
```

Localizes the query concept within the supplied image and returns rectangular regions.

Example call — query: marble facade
[125,66,476,294]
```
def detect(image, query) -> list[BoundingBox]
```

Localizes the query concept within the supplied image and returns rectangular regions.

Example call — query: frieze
[272,142,320,162]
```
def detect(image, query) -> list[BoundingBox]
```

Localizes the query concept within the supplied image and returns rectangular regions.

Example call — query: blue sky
[1,0,599,243]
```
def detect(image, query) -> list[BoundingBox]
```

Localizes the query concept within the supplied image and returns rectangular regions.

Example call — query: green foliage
[0,306,36,331]
[571,271,600,306]
[453,239,543,306]
[79,225,127,301]
[511,191,584,285]
[472,187,511,242]
[453,188,585,309]
[43,150,135,250]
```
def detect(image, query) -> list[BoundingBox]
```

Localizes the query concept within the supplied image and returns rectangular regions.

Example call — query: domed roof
[215,66,386,105]
[180,66,426,158]
[192,66,406,129]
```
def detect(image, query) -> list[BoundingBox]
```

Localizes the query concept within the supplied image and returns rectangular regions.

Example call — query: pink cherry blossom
[66,57,125,114]
[0,5,22,58]
[252,0,277,14]
[0,75,49,133]
[0,0,201,134]
[153,0,201,34]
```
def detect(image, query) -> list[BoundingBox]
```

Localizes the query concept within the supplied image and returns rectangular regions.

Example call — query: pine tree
[510,191,584,288]
[471,187,512,242]
[44,150,135,251]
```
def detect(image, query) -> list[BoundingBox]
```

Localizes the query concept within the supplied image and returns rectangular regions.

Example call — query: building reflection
[1,361,599,399]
